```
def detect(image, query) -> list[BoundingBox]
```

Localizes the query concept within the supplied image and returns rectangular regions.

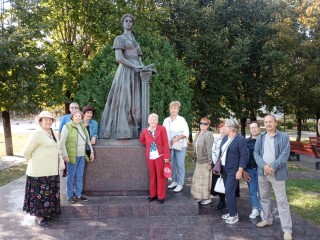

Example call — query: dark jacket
[219,133,248,174]
[246,136,257,169]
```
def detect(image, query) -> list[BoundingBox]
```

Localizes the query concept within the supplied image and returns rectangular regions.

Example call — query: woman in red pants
[140,113,170,204]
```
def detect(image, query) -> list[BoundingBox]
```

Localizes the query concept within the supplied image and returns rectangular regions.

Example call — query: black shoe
[77,196,89,201]
[35,218,49,227]
[147,196,157,202]
[44,215,56,221]
[67,197,76,204]
[215,201,226,210]
[158,199,165,204]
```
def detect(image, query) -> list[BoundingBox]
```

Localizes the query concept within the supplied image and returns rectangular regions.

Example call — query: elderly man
[254,115,292,240]
[58,102,80,139]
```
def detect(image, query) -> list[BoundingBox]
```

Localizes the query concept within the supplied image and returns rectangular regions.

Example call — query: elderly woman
[191,117,214,205]
[211,122,227,209]
[23,111,61,227]
[60,110,94,203]
[140,113,170,204]
[220,118,248,224]
[82,105,98,145]
[163,101,189,193]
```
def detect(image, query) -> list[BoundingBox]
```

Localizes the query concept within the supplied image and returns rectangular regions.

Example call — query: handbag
[163,162,172,178]
[85,143,91,156]
[213,158,222,174]
[59,154,66,176]
[76,128,91,157]
[168,121,183,151]
[214,176,225,194]
[171,141,182,151]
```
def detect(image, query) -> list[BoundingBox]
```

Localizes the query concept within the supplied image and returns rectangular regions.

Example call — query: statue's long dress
[99,35,142,139]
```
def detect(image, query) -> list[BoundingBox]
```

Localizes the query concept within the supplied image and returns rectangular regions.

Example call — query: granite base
[83,139,149,196]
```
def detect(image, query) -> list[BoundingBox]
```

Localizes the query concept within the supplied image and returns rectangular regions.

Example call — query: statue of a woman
[99,14,144,139]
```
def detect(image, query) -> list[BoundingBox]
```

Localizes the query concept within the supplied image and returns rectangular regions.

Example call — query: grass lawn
[286,179,320,226]
[0,162,27,187]
[0,133,30,157]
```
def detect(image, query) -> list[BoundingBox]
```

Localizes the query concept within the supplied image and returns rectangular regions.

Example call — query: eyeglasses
[200,122,208,126]
[70,107,79,109]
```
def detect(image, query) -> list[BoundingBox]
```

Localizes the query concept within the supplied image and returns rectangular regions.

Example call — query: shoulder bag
[75,128,91,156]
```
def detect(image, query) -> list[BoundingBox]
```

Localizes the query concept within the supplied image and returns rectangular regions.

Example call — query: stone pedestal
[83,139,149,196]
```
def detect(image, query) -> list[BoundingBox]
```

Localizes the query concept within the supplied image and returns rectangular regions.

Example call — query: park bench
[289,141,314,161]
[289,138,320,170]
[309,137,320,170]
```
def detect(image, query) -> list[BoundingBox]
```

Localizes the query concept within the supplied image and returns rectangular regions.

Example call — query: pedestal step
[60,191,198,218]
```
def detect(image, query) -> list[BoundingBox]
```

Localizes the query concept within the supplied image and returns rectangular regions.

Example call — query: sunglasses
[200,122,208,126]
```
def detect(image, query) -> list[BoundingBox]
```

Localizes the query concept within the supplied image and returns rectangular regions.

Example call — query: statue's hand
[135,65,144,72]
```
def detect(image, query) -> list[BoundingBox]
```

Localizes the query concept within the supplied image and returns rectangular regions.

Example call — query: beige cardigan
[193,131,214,164]
[23,127,59,177]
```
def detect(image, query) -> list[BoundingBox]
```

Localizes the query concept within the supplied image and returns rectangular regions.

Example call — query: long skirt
[191,163,212,200]
[99,57,142,139]
[23,175,61,217]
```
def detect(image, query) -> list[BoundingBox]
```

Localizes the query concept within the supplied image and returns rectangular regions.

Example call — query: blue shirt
[87,119,98,139]
[58,114,71,133]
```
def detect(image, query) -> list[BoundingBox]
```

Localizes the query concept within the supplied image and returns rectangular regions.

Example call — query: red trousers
[147,156,167,200]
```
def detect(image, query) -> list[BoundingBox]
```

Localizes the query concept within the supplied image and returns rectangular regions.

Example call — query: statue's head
[120,14,135,26]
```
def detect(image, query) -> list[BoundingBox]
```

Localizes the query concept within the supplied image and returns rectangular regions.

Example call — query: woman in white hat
[23,111,61,227]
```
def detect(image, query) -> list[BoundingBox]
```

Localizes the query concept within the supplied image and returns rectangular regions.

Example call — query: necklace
[123,34,138,47]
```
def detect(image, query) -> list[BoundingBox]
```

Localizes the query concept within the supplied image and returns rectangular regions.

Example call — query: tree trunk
[240,118,246,137]
[2,111,13,156]
[296,118,302,142]
[64,90,72,114]
[316,112,320,137]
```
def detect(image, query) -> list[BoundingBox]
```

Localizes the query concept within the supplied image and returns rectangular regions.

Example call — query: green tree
[0,25,58,155]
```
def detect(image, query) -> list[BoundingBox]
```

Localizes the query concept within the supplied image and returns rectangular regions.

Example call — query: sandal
[35,218,49,227]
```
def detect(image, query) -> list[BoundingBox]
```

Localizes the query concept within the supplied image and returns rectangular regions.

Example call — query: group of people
[23,102,97,227]
[21,11,292,239]
[190,115,292,240]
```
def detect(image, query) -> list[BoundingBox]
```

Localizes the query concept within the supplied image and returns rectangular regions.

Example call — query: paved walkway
[1,154,320,239]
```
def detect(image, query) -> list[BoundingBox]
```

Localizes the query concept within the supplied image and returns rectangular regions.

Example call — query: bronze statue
[99,14,145,139]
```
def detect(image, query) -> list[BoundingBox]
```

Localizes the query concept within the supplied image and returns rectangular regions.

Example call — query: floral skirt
[23,175,61,217]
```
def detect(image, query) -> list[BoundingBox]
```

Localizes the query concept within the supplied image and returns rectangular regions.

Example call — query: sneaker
[225,214,239,224]
[196,199,203,203]
[283,232,292,240]
[77,196,89,201]
[67,197,76,204]
[249,209,260,219]
[173,185,183,193]
[256,220,272,228]
[222,213,230,220]
[168,182,178,189]
[200,199,212,206]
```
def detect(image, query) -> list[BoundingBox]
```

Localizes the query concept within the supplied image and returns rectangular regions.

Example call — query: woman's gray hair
[225,118,239,131]
[148,113,159,121]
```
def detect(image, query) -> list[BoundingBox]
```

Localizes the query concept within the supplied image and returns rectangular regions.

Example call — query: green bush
[301,122,317,132]
[286,121,295,129]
